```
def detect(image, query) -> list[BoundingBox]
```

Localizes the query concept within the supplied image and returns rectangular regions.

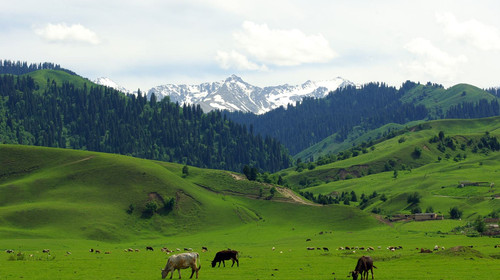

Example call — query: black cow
[146,246,154,251]
[211,250,239,268]
[350,255,376,280]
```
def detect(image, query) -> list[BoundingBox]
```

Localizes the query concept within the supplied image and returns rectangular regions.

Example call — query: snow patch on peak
[147,75,354,114]
[93,77,131,94]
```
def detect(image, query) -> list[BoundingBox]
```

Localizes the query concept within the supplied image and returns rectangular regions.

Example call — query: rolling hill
[226,81,499,158]
[0,118,498,280]
[278,117,500,219]
[0,144,377,242]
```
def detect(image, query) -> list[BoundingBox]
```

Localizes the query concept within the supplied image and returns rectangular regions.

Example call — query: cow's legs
[177,268,181,279]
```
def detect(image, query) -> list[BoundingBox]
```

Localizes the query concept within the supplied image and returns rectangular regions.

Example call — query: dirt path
[374,214,393,227]
[230,173,245,180]
[63,156,95,166]
[275,187,319,206]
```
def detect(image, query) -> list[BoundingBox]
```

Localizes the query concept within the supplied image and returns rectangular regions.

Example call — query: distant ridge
[145,75,355,114]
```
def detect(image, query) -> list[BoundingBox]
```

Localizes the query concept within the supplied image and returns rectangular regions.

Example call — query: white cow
[161,252,201,279]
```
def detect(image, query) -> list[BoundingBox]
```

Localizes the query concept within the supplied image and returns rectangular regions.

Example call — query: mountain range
[94,75,354,114]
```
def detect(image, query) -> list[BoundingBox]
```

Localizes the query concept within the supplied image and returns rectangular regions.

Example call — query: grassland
[0,116,499,279]
[282,117,500,217]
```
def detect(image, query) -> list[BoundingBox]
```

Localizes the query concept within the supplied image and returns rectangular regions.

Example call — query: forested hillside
[0,59,76,76]
[226,81,499,155]
[0,71,290,172]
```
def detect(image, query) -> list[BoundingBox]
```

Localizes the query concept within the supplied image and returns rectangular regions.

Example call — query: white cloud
[34,23,100,45]
[236,21,337,66]
[436,12,500,51]
[217,21,337,70]
[404,37,467,81]
[215,50,267,71]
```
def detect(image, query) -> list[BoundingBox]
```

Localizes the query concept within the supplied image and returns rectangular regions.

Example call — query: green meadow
[1,117,500,279]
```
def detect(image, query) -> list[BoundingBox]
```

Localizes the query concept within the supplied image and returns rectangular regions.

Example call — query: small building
[389,213,443,222]
[414,213,444,221]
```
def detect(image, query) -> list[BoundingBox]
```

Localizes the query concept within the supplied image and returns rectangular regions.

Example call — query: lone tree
[449,206,463,219]
[142,201,158,218]
[407,192,421,205]
[270,187,277,198]
[473,216,486,234]
[182,165,189,177]
[412,147,422,159]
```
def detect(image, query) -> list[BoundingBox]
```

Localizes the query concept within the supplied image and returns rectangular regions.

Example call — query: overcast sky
[1,0,500,91]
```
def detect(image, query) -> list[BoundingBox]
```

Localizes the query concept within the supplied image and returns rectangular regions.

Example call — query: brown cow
[211,250,239,268]
[350,256,376,280]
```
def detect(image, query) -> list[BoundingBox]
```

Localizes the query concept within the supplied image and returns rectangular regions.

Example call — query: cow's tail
[373,265,377,269]
[197,252,202,270]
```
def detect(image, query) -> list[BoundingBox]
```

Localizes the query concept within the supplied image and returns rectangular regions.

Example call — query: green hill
[23,69,96,93]
[0,144,376,242]
[0,70,291,172]
[279,117,500,219]
[293,83,498,161]
[0,121,499,280]
[400,83,497,117]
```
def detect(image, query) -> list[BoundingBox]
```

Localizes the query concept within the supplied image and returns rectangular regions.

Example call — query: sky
[1,0,500,91]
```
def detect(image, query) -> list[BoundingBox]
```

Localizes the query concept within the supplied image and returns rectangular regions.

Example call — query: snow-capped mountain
[148,75,354,114]
[93,77,131,94]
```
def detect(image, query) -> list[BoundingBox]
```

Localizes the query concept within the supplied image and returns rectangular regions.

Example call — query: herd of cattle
[5,243,500,279]
[161,249,238,279]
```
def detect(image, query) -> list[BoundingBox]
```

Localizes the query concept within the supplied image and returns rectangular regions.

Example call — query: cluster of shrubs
[430,131,499,157]
[126,197,175,219]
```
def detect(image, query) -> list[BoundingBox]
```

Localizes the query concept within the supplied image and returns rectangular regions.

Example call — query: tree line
[0,60,76,76]
[0,73,291,172]
[225,82,430,155]
[225,81,499,155]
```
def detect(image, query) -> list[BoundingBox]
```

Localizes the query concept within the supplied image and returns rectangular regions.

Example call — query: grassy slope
[297,83,498,161]
[0,144,378,243]
[23,69,96,93]
[282,117,500,218]
[401,83,497,117]
[0,133,498,279]
[295,122,424,161]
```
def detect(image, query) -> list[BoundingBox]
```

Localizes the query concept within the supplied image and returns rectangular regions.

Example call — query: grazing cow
[161,252,201,279]
[5,249,14,253]
[42,249,50,253]
[211,250,239,268]
[420,248,432,253]
[350,256,376,280]
[95,250,101,254]
[146,246,154,251]
[307,247,315,250]
[202,246,208,252]
[323,247,329,251]
[89,248,94,253]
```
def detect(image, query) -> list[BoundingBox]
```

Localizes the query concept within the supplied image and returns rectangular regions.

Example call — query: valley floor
[1,220,499,280]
